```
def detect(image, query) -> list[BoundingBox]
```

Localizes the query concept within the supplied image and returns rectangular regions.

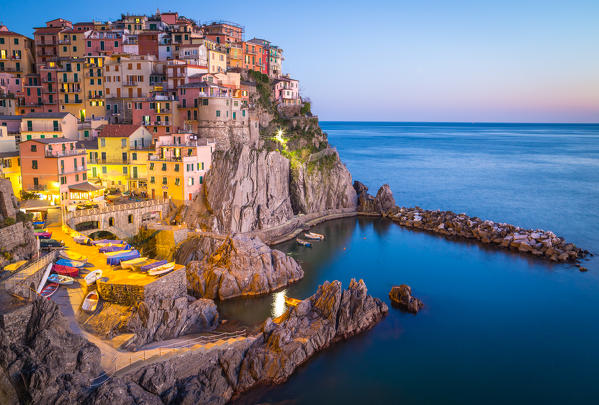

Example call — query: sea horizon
[320,120,599,125]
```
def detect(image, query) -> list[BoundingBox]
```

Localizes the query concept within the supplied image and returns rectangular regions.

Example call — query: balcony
[148,155,182,162]
[96,159,130,165]
[28,184,48,191]
[123,81,138,86]
[46,148,86,158]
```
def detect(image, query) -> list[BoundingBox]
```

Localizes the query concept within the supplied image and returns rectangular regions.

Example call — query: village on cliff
[0,10,590,405]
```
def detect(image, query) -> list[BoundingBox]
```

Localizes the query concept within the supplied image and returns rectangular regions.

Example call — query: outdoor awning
[68,182,104,192]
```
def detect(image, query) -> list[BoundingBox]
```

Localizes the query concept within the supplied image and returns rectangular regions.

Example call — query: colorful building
[273,75,300,105]
[0,151,21,196]
[131,95,180,139]
[207,49,227,74]
[203,22,244,45]
[0,25,36,78]
[19,137,87,205]
[147,133,214,204]
[33,19,72,69]
[19,112,78,142]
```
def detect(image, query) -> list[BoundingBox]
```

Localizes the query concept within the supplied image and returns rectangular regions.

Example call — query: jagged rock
[389,285,424,313]
[354,182,395,214]
[82,296,219,351]
[0,296,101,404]
[86,280,387,405]
[0,178,17,221]
[186,235,303,300]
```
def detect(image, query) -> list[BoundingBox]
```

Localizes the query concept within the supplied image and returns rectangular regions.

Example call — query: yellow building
[207,49,227,73]
[0,26,36,78]
[92,124,152,192]
[57,30,86,59]
[0,151,22,195]
[57,57,106,121]
[20,112,79,141]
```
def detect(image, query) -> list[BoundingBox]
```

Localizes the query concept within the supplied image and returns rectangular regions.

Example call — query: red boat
[40,283,59,299]
[52,264,79,277]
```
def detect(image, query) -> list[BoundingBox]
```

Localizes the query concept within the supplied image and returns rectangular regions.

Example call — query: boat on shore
[35,231,52,239]
[82,291,99,312]
[140,259,168,272]
[40,282,59,298]
[52,264,79,277]
[304,232,325,240]
[59,251,88,263]
[56,258,86,268]
[3,260,27,272]
[74,235,91,245]
[296,238,312,247]
[84,270,103,286]
[121,257,148,269]
[48,274,74,285]
[148,262,176,276]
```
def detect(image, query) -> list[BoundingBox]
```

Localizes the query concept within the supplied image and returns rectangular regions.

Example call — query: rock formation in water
[186,234,303,300]
[81,296,219,351]
[87,279,387,405]
[389,285,424,313]
[354,181,395,214]
[0,296,101,404]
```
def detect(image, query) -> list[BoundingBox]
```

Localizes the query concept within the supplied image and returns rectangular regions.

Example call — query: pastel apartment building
[19,137,87,205]
[273,75,300,105]
[19,112,79,142]
[131,94,180,138]
[147,133,214,203]
[0,25,36,78]
[33,19,73,69]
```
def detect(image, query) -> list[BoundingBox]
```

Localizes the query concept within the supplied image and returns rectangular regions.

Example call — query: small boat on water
[284,296,302,307]
[140,260,168,272]
[48,273,74,285]
[84,270,103,286]
[304,232,325,240]
[82,291,99,312]
[35,231,52,239]
[52,264,79,277]
[59,251,88,263]
[3,260,27,272]
[56,258,86,268]
[296,238,312,247]
[148,262,176,276]
[120,257,148,269]
[40,282,59,298]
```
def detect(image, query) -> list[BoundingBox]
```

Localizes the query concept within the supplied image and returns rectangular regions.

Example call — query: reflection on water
[272,290,287,318]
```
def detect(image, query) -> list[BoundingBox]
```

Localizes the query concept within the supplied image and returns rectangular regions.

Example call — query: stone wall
[0,222,39,268]
[0,178,17,221]
[97,266,186,306]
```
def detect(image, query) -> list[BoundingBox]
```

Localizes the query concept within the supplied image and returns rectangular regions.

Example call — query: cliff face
[0,297,101,404]
[87,279,387,405]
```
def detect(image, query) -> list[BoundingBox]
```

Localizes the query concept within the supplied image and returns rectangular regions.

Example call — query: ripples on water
[226,122,599,404]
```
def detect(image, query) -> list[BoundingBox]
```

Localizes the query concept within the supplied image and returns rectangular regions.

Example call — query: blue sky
[2,0,598,122]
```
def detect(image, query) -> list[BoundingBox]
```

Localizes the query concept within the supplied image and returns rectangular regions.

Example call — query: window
[149,163,154,170]
[174,164,179,172]
[83,173,87,180]
[132,152,137,161]
[27,120,32,131]
[114,41,119,48]
[108,217,114,227]
[150,176,155,184]
[122,166,127,174]
[30,144,37,152]
[200,176,203,184]
[202,98,208,106]
[188,177,194,186]
[175,178,180,186]
[102,166,107,174]
[161,163,167,171]
[128,214,133,224]
[33,177,38,186]
[60,176,66,184]
[32,160,38,169]
[75,174,79,182]
[216,110,220,117]
[122,152,127,162]
[53,120,59,131]
[162,176,167,185]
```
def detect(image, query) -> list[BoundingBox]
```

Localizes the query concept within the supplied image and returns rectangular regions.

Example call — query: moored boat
[140,259,168,272]
[48,273,74,285]
[82,291,99,312]
[74,235,91,245]
[35,231,52,239]
[304,232,325,240]
[84,270,103,286]
[56,258,86,268]
[40,282,59,298]
[296,238,312,247]
[105,250,140,266]
[148,262,176,276]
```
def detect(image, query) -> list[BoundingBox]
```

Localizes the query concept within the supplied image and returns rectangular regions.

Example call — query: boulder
[389,285,424,314]
[354,182,395,214]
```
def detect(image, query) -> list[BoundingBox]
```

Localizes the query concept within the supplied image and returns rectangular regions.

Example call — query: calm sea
[225,122,599,404]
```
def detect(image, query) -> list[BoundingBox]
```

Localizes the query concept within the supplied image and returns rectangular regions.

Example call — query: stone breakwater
[387,207,586,263]
[354,181,588,264]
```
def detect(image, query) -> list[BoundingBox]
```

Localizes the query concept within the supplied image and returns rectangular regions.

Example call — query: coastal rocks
[205,143,295,233]
[87,280,386,405]
[186,235,303,300]
[0,296,101,404]
[81,296,219,351]
[389,285,424,313]
[0,178,17,221]
[387,206,587,262]
[289,148,357,215]
[354,181,395,215]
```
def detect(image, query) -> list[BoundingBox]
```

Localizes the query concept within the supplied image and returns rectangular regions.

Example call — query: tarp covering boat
[56,258,86,268]
[52,264,79,277]
[140,260,167,272]
[99,244,131,253]
[106,250,140,266]
[59,251,87,262]
[93,239,124,246]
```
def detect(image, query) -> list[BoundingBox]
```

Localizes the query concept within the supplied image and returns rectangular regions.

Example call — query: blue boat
[99,244,131,253]
[56,258,87,268]
[106,250,140,266]
[140,260,168,272]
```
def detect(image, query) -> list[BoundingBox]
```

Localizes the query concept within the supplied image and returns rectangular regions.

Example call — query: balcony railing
[148,155,182,162]
[46,148,86,158]
[28,184,48,191]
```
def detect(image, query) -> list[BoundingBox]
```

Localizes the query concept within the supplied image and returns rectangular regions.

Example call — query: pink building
[273,75,300,106]
[0,73,22,95]
[131,95,180,140]
[166,60,207,91]
[85,30,123,56]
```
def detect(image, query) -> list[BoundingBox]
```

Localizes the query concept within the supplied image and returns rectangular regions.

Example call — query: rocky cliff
[185,234,303,300]
[0,296,101,404]
[87,279,387,405]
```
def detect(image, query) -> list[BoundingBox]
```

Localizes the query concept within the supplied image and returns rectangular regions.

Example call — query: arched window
[108,217,114,227]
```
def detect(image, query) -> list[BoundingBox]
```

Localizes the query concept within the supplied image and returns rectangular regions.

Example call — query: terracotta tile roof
[98,124,141,138]
[0,31,31,38]
[33,27,64,34]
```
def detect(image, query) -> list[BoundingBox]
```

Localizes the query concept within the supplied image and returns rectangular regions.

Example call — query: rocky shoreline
[354,182,589,264]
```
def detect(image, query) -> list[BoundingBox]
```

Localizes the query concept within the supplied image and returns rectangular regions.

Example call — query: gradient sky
[1,0,598,122]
